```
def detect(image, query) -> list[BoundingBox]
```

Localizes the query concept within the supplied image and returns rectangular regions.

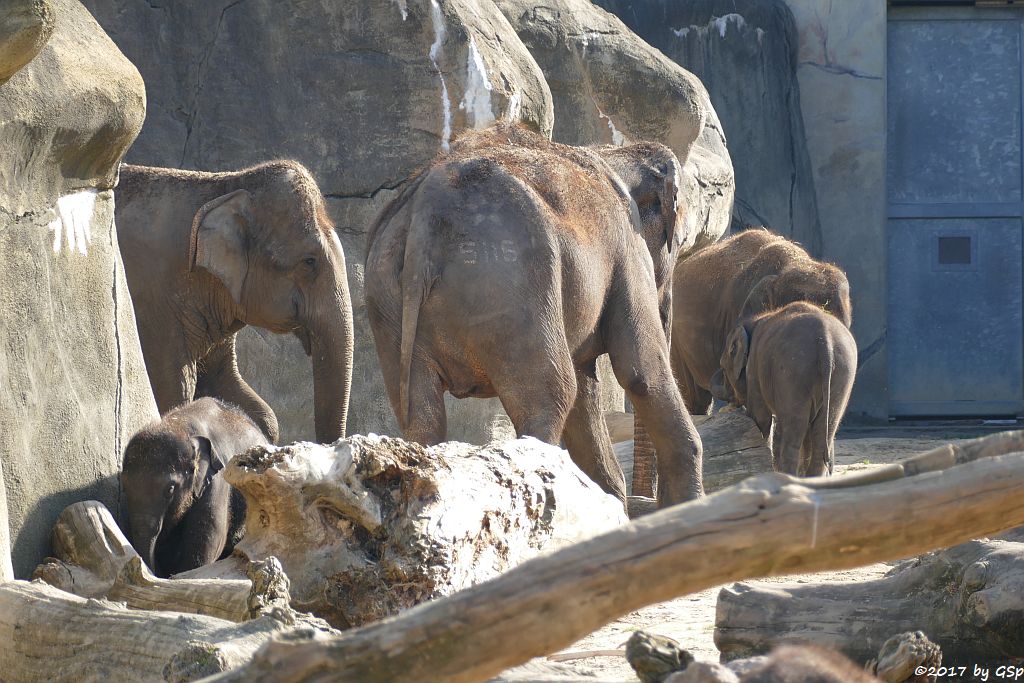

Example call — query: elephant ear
[724,325,750,385]
[739,275,778,321]
[191,435,227,494]
[189,189,253,306]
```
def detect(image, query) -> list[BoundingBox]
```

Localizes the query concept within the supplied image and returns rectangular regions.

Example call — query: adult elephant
[116,161,354,444]
[366,123,703,508]
[672,228,852,416]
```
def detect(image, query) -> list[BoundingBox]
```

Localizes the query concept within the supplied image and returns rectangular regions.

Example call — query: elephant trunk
[306,268,354,444]
[128,513,163,576]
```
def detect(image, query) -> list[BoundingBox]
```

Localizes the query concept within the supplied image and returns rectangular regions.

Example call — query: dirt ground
[533,424,1005,681]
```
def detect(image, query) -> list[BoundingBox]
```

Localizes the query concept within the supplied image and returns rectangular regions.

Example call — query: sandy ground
[526,424,1002,681]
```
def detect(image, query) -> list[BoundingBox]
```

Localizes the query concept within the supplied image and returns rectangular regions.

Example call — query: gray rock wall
[0,0,157,576]
[595,0,821,254]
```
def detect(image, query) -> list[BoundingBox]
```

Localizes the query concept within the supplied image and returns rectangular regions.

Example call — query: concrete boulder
[596,0,822,253]
[80,0,553,445]
[496,0,735,255]
[0,0,156,576]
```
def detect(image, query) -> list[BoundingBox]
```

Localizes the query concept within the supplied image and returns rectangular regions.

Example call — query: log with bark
[204,430,1024,683]
[182,435,628,629]
[716,538,1024,666]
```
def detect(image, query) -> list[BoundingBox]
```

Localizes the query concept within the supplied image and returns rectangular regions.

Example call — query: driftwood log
[0,579,335,683]
[716,538,1024,665]
[31,500,275,621]
[180,435,627,629]
[202,430,1024,683]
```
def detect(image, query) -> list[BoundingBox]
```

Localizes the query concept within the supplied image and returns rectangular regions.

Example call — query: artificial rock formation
[0,0,157,577]
[181,435,627,629]
[597,0,822,253]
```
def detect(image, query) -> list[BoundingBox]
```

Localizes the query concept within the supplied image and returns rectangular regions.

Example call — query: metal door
[888,6,1024,416]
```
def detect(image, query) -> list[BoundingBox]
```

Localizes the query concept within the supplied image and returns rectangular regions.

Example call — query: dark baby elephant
[366,123,704,507]
[121,397,267,577]
[712,301,857,477]
[116,161,354,444]
[672,228,852,416]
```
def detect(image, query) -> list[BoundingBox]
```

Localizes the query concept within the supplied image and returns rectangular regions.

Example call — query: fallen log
[206,430,1024,683]
[0,579,334,683]
[32,500,286,622]
[197,435,627,628]
[716,538,1023,665]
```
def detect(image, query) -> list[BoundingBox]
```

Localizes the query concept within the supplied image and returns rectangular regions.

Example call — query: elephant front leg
[196,335,280,443]
[561,360,627,507]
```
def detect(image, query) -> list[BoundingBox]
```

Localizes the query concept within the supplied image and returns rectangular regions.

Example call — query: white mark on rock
[713,13,746,38]
[580,31,603,50]
[597,108,625,146]
[756,27,765,44]
[429,0,452,151]
[671,27,691,38]
[394,0,407,20]
[48,189,98,255]
[506,89,522,122]
[460,36,495,129]
[809,491,821,549]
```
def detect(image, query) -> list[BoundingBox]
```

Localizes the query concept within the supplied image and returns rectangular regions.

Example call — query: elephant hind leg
[561,360,627,506]
[401,361,447,446]
[773,415,811,476]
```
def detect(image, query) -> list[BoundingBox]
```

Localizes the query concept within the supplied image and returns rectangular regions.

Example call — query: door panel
[887,7,1024,416]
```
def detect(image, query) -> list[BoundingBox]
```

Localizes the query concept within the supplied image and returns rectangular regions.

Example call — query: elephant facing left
[116,161,354,444]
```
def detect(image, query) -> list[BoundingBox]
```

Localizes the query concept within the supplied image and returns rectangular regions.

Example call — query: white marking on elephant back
[505,89,522,122]
[394,0,408,20]
[429,0,452,151]
[597,108,626,146]
[713,13,746,38]
[460,36,495,129]
[48,189,98,255]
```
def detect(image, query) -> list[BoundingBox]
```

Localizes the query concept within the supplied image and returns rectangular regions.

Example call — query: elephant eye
[301,256,317,270]
[165,483,176,500]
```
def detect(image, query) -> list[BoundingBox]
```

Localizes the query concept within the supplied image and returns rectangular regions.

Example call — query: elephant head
[739,262,852,329]
[189,162,354,442]
[715,323,752,406]
[121,428,226,576]
[593,143,682,340]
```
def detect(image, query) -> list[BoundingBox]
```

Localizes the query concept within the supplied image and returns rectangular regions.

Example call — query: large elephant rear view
[116,161,354,444]
[366,122,704,508]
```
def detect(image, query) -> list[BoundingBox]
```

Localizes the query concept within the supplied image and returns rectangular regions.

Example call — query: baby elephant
[121,397,267,577]
[711,302,857,477]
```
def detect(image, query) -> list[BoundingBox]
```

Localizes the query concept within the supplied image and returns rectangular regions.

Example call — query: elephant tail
[398,215,438,429]
[815,346,835,476]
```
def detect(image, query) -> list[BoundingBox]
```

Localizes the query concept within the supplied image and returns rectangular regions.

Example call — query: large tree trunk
[204,430,1024,683]
[180,435,628,629]
[715,538,1024,665]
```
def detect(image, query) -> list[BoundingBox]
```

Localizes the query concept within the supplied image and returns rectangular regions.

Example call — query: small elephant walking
[712,302,857,477]
[366,123,704,507]
[116,161,354,444]
[121,397,267,577]
[672,228,852,416]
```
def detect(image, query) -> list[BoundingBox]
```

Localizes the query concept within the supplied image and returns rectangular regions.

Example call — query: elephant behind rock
[366,122,704,508]
[672,228,852,416]
[121,397,267,577]
[115,161,354,444]
[712,302,857,477]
